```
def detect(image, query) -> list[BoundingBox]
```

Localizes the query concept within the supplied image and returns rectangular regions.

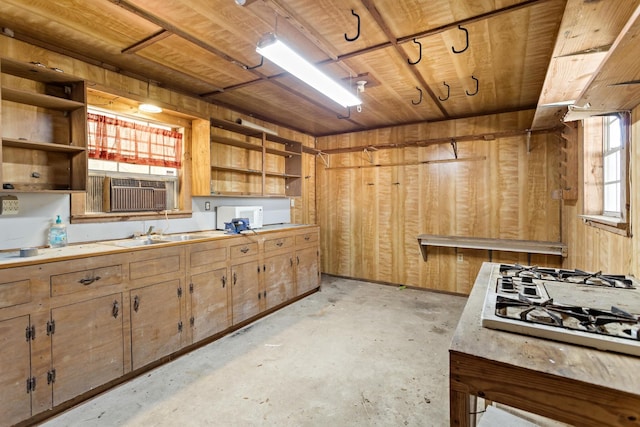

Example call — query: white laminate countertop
[0,224,313,268]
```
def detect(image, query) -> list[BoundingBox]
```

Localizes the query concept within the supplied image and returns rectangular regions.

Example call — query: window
[581,112,630,235]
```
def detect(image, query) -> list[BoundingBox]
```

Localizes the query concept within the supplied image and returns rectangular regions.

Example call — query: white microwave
[216,206,263,230]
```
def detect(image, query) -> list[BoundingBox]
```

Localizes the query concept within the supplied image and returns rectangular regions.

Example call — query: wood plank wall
[316,111,563,294]
[562,106,639,276]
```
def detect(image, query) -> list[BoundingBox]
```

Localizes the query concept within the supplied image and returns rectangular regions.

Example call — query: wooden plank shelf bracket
[417,234,568,261]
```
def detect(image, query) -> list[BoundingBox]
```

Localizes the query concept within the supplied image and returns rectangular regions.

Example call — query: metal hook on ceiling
[466,75,479,96]
[451,25,469,54]
[407,38,422,65]
[412,87,423,105]
[338,106,351,119]
[438,82,450,101]
[243,56,264,70]
[344,9,360,42]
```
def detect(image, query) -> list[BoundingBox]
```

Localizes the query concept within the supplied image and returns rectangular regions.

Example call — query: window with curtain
[87,112,182,168]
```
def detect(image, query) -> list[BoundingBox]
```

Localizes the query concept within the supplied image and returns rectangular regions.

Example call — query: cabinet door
[130,280,182,370]
[50,293,124,406]
[190,268,229,343]
[231,261,260,325]
[264,253,294,311]
[0,315,32,426]
[296,247,320,295]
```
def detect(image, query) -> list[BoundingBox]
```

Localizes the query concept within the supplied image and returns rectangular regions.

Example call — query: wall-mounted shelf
[1,58,88,192]
[417,234,567,262]
[206,117,303,197]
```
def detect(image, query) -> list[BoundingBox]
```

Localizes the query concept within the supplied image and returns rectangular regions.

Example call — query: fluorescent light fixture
[256,33,362,108]
[139,103,162,113]
[540,100,575,107]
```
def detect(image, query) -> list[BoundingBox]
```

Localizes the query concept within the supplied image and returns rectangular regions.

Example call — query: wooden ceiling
[0,0,639,136]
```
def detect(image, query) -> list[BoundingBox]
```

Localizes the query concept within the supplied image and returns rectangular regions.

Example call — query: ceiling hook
[412,87,423,105]
[451,25,469,54]
[244,56,264,70]
[407,38,422,65]
[438,82,450,101]
[338,106,351,119]
[465,75,479,96]
[344,9,360,42]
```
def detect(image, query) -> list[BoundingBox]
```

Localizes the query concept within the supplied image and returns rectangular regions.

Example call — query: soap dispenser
[48,215,68,248]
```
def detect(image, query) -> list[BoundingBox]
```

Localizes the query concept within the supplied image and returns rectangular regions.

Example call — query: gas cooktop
[481,263,640,356]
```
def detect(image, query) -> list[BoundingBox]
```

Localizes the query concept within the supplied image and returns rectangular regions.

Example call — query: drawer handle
[133,295,140,312]
[233,272,237,285]
[112,300,119,319]
[79,276,101,286]
[304,236,310,241]
[222,275,226,288]
[276,241,283,247]
[240,247,250,253]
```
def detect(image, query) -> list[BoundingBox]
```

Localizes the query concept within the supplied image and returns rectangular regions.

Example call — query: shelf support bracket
[451,139,458,159]
[317,152,330,168]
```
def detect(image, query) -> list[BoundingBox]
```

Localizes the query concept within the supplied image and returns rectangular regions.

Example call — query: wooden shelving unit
[0,58,88,192]
[207,117,302,197]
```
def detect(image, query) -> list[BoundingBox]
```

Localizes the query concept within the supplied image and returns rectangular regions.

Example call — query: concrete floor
[40,276,468,427]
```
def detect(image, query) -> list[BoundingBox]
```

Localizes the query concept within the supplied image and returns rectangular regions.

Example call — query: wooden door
[0,315,32,425]
[296,247,320,295]
[50,293,124,406]
[264,253,294,311]
[190,267,229,343]
[231,261,260,325]
[130,279,183,370]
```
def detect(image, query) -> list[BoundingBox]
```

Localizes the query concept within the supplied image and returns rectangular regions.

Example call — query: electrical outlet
[204,201,211,211]
[290,198,295,207]
[0,195,19,215]
[457,253,464,263]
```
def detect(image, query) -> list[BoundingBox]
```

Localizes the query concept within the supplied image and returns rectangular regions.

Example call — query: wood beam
[121,29,172,54]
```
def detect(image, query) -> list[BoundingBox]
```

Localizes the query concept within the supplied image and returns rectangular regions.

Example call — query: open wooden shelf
[2,87,85,110]
[417,234,568,261]
[206,118,303,197]
[2,137,86,153]
[1,58,88,192]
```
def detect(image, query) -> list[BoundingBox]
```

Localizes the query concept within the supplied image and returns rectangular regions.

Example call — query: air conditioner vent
[104,177,167,212]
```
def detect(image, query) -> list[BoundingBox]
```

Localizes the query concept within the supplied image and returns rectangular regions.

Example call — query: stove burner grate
[498,264,634,289]
[495,295,640,341]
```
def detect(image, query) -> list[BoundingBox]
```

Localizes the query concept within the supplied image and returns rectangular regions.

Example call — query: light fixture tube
[256,33,362,108]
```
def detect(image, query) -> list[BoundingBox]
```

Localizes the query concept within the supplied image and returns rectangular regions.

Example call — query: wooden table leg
[450,388,470,427]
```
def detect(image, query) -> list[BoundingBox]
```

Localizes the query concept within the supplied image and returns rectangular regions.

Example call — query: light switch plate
[0,195,19,215]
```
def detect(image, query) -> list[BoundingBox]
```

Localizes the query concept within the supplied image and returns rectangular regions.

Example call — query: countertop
[0,224,314,268]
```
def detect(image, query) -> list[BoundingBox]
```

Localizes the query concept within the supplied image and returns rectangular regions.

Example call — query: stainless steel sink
[161,234,205,241]
[108,238,170,247]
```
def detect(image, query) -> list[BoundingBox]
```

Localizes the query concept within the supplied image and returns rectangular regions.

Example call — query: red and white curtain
[87,113,182,168]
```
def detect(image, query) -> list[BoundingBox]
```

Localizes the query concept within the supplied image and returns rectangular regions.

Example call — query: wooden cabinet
[128,246,186,370]
[47,258,125,406]
[263,234,295,310]
[295,230,321,295]
[0,315,33,426]
[130,280,183,370]
[0,58,87,192]
[187,240,230,343]
[50,293,124,406]
[229,239,261,324]
[0,225,320,426]
[202,117,302,197]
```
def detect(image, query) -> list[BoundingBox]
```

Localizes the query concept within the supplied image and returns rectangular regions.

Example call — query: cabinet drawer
[264,236,293,252]
[190,246,227,268]
[230,242,259,259]
[0,279,32,308]
[51,265,123,297]
[296,232,318,245]
[130,255,181,280]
